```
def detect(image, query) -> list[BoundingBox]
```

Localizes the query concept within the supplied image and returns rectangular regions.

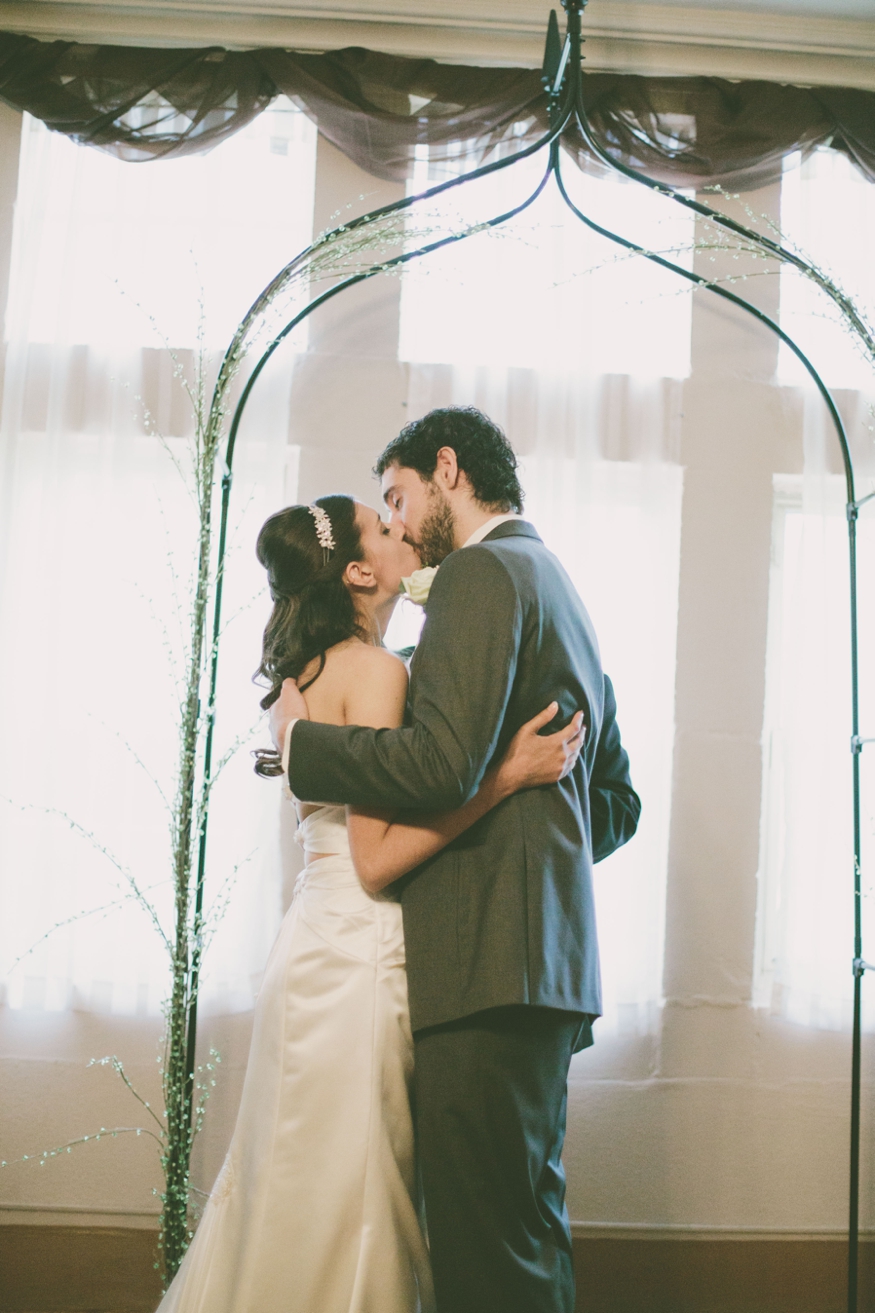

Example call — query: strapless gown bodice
[155,801,434,1313]
[294,802,350,855]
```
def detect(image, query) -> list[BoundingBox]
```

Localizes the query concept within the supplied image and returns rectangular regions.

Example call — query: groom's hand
[269,678,310,753]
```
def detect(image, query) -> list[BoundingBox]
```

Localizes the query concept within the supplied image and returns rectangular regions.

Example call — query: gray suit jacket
[288,520,640,1032]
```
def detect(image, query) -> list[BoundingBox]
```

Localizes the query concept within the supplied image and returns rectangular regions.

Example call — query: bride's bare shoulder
[335,640,407,685]
[334,641,408,728]
[300,640,407,727]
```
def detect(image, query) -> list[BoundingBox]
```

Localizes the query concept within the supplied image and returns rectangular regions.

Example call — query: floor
[1,1226,872,1312]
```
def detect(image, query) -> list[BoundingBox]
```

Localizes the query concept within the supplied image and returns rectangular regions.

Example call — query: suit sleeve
[589,674,641,863]
[288,546,522,810]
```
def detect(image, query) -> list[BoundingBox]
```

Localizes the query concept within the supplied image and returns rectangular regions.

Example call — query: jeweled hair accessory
[308,503,335,563]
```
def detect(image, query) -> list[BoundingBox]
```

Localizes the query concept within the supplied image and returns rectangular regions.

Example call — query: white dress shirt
[460,512,522,548]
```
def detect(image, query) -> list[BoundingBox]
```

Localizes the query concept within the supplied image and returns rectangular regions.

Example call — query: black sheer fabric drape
[0,31,873,188]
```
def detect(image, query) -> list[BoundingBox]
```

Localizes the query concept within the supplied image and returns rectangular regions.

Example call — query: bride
[156,494,584,1313]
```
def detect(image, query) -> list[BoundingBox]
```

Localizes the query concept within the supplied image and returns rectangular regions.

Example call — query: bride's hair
[252,494,365,777]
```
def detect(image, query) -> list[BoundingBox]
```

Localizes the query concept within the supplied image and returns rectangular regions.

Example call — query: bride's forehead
[354,500,382,527]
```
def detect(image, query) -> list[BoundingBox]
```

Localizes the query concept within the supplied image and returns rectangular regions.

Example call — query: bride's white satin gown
[157,804,435,1313]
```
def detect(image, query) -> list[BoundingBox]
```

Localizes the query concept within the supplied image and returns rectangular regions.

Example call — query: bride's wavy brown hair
[253,494,365,777]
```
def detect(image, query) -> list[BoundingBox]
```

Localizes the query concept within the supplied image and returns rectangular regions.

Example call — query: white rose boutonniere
[400,566,438,606]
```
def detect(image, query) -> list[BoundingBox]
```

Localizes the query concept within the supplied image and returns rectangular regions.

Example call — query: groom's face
[381,462,456,568]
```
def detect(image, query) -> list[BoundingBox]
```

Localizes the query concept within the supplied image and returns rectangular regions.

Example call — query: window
[756,476,875,1028]
[523,455,682,1034]
[778,149,875,390]
[398,145,694,378]
[0,106,317,1017]
[8,98,317,349]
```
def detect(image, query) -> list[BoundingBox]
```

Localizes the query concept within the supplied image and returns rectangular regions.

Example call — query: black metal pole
[181,463,231,1126]
[849,498,863,1313]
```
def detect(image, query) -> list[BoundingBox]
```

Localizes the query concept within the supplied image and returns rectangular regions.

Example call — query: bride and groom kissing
[156,406,640,1313]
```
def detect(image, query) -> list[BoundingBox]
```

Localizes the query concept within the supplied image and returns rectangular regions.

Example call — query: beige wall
[1,111,873,1259]
[6,2,875,90]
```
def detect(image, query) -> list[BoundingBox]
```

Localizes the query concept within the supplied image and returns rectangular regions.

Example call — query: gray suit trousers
[413,1005,590,1313]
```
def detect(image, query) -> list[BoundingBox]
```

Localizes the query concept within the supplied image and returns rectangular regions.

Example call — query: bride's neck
[355,593,398,646]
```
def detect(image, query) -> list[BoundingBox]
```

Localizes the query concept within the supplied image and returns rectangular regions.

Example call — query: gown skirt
[156,804,435,1313]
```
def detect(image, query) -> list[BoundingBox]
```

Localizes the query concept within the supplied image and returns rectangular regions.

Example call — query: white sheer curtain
[755,406,875,1030]
[754,144,875,1030]
[400,144,694,379]
[0,106,317,1018]
[778,148,875,390]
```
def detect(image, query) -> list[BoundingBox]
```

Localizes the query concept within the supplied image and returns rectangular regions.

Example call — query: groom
[271,407,640,1313]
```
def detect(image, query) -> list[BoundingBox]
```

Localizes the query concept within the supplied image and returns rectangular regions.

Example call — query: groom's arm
[589,674,641,863]
[288,545,522,810]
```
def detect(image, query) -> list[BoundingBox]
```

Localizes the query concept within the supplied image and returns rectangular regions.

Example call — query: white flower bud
[400,566,438,606]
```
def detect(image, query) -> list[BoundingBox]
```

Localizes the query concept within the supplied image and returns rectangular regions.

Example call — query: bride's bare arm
[346,672,585,893]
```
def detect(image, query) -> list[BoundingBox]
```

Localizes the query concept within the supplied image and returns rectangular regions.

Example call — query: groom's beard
[415,488,456,567]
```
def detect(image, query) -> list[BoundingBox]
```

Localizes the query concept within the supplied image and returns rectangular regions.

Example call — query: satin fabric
[157,804,434,1313]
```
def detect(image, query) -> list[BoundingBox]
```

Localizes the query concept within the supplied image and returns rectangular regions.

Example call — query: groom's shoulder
[477,521,547,573]
[435,524,546,592]
[433,540,517,595]
[424,544,519,622]
[478,524,576,606]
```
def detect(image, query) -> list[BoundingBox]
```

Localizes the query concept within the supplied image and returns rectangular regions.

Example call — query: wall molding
[0,1203,868,1240]
[571,1220,872,1242]
[1,1,874,89]
[0,1202,160,1228]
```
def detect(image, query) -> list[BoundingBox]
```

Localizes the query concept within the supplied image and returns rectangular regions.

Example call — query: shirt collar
[461,512,522,549]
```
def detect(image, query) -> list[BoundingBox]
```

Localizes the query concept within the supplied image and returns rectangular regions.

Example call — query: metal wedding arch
[193,3,871,1305]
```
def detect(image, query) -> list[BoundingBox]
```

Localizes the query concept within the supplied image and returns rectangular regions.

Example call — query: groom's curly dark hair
[374,406,524,514]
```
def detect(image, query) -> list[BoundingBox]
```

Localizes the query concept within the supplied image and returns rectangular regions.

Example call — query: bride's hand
[495,703,585,797]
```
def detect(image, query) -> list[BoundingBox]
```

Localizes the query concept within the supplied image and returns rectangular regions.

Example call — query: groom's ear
[433,446,461,491]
